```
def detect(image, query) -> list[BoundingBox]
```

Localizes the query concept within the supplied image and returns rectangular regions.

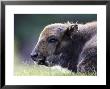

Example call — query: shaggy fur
[31,21,97,73]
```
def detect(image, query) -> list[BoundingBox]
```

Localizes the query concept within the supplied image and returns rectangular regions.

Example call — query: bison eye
[48,38,58,43]
[48,36,58,43]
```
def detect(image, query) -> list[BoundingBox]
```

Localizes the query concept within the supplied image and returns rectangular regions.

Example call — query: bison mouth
[33,57,46,65]
[31,55,51,66]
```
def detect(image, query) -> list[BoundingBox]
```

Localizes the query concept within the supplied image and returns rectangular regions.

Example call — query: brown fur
[31,21,97,73]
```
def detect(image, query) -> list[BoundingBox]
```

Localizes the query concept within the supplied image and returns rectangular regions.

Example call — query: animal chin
[45,63,54,67]
[44,60,55,67]
[37,56,46,65]
[38,59,45,65]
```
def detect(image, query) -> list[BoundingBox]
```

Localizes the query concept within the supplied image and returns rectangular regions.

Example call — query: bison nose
[31,52,38,59]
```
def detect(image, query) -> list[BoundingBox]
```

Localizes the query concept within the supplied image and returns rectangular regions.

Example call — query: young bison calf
[31,21,97,73]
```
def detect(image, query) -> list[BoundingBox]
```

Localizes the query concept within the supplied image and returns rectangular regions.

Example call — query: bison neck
[55,26,96,72]
[62,39,85,72]
[55,36,84,72]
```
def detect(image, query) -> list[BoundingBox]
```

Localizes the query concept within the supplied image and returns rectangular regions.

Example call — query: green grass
[14,61,96,76]
[14,64,72,76]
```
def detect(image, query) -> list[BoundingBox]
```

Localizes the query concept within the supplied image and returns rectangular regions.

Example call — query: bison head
[31,23,78,67]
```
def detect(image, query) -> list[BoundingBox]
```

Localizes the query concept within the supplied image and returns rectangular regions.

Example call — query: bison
[31,21,97,73]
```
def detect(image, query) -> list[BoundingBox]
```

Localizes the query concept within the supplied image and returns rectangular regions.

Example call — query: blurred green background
[14,14,97,76]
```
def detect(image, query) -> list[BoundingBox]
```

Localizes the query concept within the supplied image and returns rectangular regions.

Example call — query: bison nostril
[31,52,38,59]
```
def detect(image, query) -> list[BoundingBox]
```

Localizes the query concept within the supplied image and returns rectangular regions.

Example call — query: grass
[14,64,73,76]
[14,60,96,76]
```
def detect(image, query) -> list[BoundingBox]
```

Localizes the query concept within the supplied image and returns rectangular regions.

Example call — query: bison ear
[66,24,78,37]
